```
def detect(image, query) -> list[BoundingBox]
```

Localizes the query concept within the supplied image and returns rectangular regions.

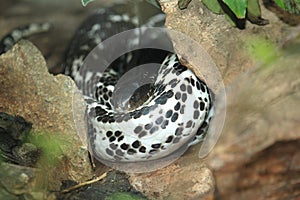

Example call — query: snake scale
[0,3,214,163]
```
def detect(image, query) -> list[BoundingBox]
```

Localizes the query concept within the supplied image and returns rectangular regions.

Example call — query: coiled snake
[0,3,214,163]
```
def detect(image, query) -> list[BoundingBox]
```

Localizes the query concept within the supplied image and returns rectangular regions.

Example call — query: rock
[0,112,37,166]
[0,162,56,200]
[205,37,300,199]
[129,161,214,200]
[129,1,299,200]
[159,0,293,85]
[58,171,146,200]
[0,40,93,192]
[1,1,298,199]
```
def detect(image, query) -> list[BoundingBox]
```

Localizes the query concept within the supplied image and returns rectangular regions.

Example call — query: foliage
[275,0,300,14]
[80,0,300,18]
[202,0,300,25]
[223,0,247,18]
[274,0,285,8]
[202,0,269,27]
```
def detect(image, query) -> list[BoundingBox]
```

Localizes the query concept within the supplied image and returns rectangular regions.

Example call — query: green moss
[26,130,66,167]
[244,37,278,64]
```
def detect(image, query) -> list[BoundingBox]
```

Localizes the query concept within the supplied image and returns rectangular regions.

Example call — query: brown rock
[130,1,299,200]
[159,0,293,85]
[0,162,56,200]
[0,40,93,191]
[129,161,214,200]
[205,43,300,199]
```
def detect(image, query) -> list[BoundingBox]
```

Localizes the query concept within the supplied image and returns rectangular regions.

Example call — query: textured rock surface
[129,160,214,200]
[206,41,300,199]
[0,162,56,200]
[1,1,299,199]
[159,0,295,85]
[0,40,93,191]
[129,1,300,200]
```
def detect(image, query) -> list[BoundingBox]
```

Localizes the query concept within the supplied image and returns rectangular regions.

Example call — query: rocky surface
[0,162,56,200]
[0,1,299,200]
[128,0,300,200]
[159,0,296,85]
[145,1,300,199]
[129,159,214,200]
[205,39,300,199]
[58,170,145,200]
[0,40,93,192]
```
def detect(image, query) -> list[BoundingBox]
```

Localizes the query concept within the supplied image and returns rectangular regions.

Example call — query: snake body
[0,3,214,163]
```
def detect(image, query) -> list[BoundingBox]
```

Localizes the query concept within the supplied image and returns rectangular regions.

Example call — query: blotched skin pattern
[0,4,214,163]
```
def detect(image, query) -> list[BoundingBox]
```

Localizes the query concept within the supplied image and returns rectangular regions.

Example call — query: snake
[0,3,214,163]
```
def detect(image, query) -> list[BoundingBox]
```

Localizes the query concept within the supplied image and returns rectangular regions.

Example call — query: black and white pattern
[0,3,214,163]
[0,23,51,54]
[64,4,214,162]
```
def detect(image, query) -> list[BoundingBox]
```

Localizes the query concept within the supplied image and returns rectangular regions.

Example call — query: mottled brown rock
[0,162,56,200]
[129,161,214,200]
[159,0,293,85]
[1,1,298,199]
[129,1,299,200]
[205,44,300,199]
[0,40,93,190]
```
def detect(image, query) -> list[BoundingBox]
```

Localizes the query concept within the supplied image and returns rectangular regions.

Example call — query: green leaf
[274,0,285,9]
[81,0,94,6]
[202,0,224,14]
[222,0,247,18]
[247,0,261,18]
[247,0,269,25]
[224,14,236,26]
[274,0,300,14]
[283,0,300,14]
